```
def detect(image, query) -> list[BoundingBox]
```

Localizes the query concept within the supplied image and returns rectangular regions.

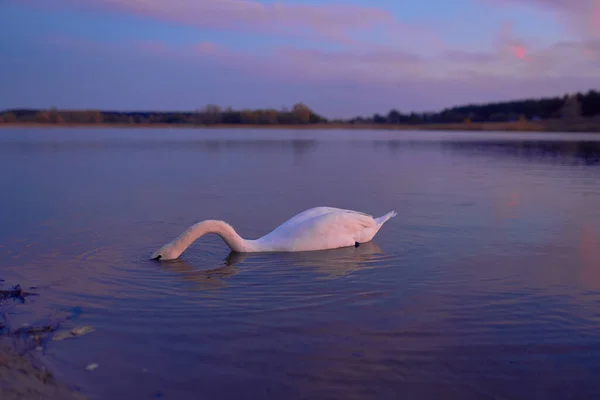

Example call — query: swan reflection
[157,257,239,289]
[158,241,384,289]
[227,241,384,279]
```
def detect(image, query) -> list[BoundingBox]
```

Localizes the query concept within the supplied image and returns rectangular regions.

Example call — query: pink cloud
[509,44,528,59]
[495,22,531,61]
[486,0,570,7]
[584,39,600,57]
[156,42,429,84]
[194,42,220,56]
[444,51,495,64]
[485,0,588,11]
[275,47,423,66]
[485,0,600,37]
[26,0,431,48]
[45,23,599,89]
[594,0,600,32]
[122,37,597,90]
[513,39,600,79]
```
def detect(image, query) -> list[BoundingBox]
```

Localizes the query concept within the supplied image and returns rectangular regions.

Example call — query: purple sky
[1,0,599,118]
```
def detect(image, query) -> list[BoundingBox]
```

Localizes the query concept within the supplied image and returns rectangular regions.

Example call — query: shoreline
[1,120,599,132]
[0,284,88,400]
[0,336,87,400]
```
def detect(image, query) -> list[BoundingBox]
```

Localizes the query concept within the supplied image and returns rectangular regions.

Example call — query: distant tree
[581,90,600,117]
[204,104,221,113]
[387,110,402,124]
[221,110,242,124]
[1,112,16,123]
[407,112,421,124]
[35,111,49,123]
[48,107,62,124]
[241,109,258,124]
[83,110,103,124]
[561,94,581,119]
[350,117,368,125]
[257,109,279,124]
[5,87,598,128]
[292,102,311,124]
[164,113,187,124]
[373,113,386,124]
[202,104,222,124]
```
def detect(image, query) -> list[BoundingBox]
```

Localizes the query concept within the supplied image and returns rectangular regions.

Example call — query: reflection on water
[439,139,600,165]
[372,138,600,165]
[158,258,239,289]
[0,136,320,165]
[1,128,600,399]
[0,138,319,154]
[155,242,384,290]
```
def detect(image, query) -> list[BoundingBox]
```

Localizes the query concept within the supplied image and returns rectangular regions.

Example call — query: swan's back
[270,207,372,233]
[255,207,388,252]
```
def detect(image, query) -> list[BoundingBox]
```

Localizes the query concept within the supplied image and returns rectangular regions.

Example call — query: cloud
[484,0,600,37]
[21,0,433,48]
[113,38,599,108]
[444,51,495,65]
[496,22,530,61]
[7,32,596,118]
[46,30,599,90]
[509,44,527,59]
[594,0,600,32]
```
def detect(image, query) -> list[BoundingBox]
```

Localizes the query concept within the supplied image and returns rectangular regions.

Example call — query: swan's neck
[172,220,249,254]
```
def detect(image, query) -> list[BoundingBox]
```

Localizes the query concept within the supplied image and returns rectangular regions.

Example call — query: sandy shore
[0,284,88,399]
[0,337,86,400]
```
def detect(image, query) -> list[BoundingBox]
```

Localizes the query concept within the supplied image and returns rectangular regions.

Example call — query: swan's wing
[283,210,377,250]
[270,207,351,233]
[288,207,373,226]
[256,208,378,251]
[307,210,376,235]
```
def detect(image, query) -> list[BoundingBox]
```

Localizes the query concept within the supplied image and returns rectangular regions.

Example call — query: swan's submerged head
[151,243,182,261]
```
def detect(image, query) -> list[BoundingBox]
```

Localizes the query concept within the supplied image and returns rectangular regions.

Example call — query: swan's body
[151,206,397,260]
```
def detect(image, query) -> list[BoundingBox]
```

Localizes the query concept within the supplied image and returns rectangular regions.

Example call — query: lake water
[1,127,600,399]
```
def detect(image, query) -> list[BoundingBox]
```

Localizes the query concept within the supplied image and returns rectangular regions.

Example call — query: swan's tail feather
[375,210,397,226]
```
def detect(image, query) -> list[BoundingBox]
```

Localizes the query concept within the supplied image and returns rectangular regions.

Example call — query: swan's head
[151,243,181,261]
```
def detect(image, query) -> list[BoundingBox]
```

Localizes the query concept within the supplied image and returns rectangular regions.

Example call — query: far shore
[2,120,599,133]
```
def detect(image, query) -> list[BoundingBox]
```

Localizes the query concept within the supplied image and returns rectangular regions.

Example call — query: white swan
[151,206,397,260]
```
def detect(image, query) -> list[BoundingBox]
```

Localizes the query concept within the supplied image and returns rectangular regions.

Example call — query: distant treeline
[346,90,600,125]
[1,90,600,127]
[0,103,325,126]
